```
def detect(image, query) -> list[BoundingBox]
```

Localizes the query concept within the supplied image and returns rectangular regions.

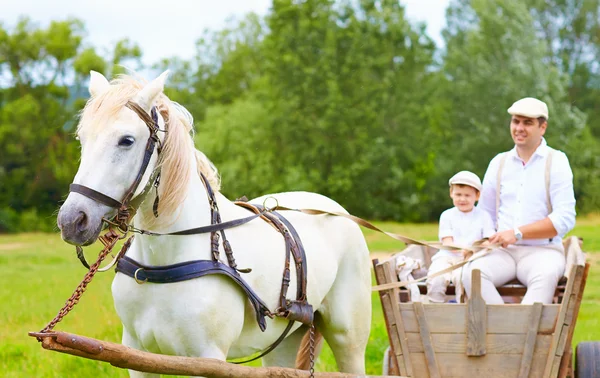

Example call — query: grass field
[0,217,598,377]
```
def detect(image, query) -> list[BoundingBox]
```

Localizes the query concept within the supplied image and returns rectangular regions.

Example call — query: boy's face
[450,185,480,212]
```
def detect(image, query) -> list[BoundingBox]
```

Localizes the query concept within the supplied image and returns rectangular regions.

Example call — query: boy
[426,171,495,303]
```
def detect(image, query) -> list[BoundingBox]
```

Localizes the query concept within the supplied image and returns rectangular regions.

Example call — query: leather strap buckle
[134,268,148,284]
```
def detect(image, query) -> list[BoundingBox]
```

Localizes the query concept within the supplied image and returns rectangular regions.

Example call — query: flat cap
[507,97,549,119]
[449,171,482,192]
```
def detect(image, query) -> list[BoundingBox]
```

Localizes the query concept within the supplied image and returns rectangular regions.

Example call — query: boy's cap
[449,171,482,192]
[507,97,549,120]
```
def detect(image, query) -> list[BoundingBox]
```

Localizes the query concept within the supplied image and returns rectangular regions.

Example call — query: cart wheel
[576,342,600,377]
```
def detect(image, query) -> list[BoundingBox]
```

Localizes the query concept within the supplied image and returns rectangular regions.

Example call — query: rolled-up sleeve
[547,151,576,236]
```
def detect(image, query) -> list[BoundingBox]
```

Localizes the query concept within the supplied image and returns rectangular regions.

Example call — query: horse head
[57,71,170,246]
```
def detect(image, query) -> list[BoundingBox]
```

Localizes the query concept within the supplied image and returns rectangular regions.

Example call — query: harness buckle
[134,268,148,284]
[262,196,279,212]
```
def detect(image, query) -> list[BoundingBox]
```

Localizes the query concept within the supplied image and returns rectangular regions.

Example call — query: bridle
[69,101,163,233]
[67,99,266,271]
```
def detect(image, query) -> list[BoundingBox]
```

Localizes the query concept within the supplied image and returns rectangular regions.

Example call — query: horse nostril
[75,211,88,233]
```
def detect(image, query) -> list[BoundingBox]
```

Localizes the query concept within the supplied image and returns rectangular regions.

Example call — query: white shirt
[437,206,496,257]
[478,138,576,246]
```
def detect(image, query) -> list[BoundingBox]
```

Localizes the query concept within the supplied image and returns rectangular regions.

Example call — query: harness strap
[269,205,488,254]
[70,184,122,208]
[132,212,265,236]
[545,148,554,213]
[371,248,495,292]
[235,202,312,323]
[229,321,295,364]
[115,257,271,331]
[496,153,508,229]
[273,211,308,302]
[121,102,160,206]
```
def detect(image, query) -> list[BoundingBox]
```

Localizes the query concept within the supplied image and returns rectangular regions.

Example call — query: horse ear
[89,71,110,97]
[134,70,170,111]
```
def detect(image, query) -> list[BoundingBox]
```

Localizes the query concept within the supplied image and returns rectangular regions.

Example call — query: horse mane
[77,74,221,225]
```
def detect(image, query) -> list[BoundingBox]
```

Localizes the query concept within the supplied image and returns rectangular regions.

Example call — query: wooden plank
[518,302,543,378]
[550,324,572,377]
[467,269,487,356]
[381,260,414,376]
[380,293,405,375]
[381,261,413,376]
[375,259,412,377]
[409,352,548,378]
[558,263,589,378]
[550,261,588,377]
[399,304,559,334]
[414,302,441,378]
[405,333,552,354]
[543,263,582,377]
[557,345,573,378]
[374,260,406,376]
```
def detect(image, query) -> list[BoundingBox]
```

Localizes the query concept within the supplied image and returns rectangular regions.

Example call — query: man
[462,97,576,304]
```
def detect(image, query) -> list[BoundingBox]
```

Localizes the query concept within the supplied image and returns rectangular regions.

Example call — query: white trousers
[462,244,565,304]
[426,254,463,303]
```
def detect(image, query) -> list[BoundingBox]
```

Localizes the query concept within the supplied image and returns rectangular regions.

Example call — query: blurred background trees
[1,0,599,231]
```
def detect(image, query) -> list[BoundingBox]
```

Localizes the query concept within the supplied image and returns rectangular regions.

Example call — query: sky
[1,0,450,68]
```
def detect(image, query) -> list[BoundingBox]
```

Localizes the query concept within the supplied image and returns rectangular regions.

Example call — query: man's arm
[546,151,576,236]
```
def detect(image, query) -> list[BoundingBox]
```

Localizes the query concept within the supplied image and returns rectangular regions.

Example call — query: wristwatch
[514,227,523,241]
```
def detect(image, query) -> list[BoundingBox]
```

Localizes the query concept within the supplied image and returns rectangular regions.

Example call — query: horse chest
[112,272,246,354]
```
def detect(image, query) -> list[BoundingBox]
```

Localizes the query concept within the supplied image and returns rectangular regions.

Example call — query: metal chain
[309,322,315,378]
[35,229,132,341]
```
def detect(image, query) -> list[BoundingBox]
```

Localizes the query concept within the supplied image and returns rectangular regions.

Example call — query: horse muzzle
[57,203,105,246]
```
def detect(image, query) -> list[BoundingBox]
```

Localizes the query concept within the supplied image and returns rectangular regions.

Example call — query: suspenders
[495,148,554,232]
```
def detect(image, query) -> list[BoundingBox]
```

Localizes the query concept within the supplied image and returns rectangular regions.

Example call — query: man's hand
[461,249,473,259]
[488,230,517,248]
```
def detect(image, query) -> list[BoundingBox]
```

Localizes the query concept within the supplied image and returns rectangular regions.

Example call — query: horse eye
[118,136,135,147]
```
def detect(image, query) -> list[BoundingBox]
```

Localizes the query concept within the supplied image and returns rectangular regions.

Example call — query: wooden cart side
[546,236,589,378]
[373,258,412,376]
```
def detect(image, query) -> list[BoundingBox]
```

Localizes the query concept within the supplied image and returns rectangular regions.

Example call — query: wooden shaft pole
[30,331,400,378]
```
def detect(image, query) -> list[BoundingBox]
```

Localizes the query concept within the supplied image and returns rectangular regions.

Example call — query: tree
[197,0,444,220]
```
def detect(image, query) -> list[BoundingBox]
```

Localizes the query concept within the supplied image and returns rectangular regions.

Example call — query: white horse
[57,71,372,376]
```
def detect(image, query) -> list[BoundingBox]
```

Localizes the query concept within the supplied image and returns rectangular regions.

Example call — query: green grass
[1,218,599,377]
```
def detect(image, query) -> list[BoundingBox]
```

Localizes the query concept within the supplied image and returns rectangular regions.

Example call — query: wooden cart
[373,236,598,378]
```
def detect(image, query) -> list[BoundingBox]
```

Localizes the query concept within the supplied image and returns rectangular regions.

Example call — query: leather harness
[69,100,313,362]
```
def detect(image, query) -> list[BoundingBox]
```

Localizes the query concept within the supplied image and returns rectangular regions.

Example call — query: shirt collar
[508,137,548,160]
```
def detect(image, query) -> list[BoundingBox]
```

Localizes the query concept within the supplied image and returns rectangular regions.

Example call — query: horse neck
[131,155,222,266]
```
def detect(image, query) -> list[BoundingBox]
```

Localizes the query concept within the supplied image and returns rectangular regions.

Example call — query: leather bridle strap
[69,101,160,215]
[70,184,122,208]
[121,101,160,206]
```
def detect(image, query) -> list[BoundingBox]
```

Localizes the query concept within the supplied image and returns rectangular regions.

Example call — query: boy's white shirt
[437,206,495,258]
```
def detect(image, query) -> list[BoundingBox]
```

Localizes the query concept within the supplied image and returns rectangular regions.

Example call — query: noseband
[69,101,163,229]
